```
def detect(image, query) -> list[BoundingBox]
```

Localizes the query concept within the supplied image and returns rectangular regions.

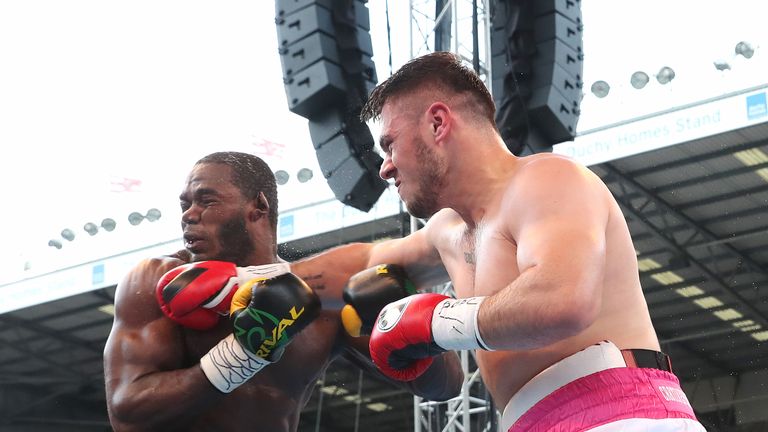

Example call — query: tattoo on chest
[464,251,475,265]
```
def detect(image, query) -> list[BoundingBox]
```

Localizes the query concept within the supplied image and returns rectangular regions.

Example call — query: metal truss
[408,0,493,88]
[413,282,497,432]
[602,163,768,329]
[0,294,110,428]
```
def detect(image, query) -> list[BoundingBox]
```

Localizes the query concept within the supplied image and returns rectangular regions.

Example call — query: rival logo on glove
[234,306,305,359]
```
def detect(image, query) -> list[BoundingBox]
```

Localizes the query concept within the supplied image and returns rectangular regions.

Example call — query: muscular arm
[364,221,450,289]
[290,243,373,310]
[291,219,450,310]
[478,158,609,350]
[104,257,222,431]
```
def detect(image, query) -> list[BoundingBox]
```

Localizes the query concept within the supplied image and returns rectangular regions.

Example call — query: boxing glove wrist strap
[431,296,493,351]
[201,262,291,310]
[200,334,271,393]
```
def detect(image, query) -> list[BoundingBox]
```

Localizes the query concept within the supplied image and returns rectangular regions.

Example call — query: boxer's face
[180,163,256,264]
[210,210,256,265]
[379,101,447,218]
[407,135,447,218]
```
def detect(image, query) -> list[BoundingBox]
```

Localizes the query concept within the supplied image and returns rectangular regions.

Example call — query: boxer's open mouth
[183,233,204,249]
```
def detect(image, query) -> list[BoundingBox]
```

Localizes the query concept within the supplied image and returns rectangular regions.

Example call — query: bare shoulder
[422,208,464,244]
[501,153,611,234]
[112,253,187,328]
[505,154,604,200]
[517,153,593,181]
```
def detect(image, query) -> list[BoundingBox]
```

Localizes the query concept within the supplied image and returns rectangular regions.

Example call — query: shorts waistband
[622,347,672,372]
[501,341,672,429]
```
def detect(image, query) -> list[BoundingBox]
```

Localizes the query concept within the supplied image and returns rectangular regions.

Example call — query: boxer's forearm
[291,242,374,310]
[364,237,449,291]
[478,265,600,351]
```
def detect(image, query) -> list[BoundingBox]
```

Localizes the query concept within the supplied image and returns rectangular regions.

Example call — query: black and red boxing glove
[369,293,492,381]
[341,264,417,337]
[200,272,321,393]
[156,260,290,330]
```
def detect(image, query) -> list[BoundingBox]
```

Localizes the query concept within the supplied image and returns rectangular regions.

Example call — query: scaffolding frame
[408,0,493,89]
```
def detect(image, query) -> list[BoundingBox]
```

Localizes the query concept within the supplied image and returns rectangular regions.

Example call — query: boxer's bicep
[508,160,608,320]
[104,260,192,424]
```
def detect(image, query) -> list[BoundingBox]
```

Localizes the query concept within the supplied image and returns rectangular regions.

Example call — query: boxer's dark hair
[360,51,496,126]
[196,151,278,231]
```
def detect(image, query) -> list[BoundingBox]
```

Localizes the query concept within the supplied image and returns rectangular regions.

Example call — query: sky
[0,0,766,282]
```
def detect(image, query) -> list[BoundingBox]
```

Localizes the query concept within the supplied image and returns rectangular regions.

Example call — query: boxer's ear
[426,102,451,144]
[249,192,270,222]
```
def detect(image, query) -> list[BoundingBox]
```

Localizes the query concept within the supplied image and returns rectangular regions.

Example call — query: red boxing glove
[156,260,290,330]
[368,293,449,381]
[370,293,492,381]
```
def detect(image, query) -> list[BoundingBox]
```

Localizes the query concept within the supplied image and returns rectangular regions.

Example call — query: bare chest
[442,224,520,298]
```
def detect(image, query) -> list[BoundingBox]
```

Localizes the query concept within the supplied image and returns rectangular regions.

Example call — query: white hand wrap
[431,296,493,351]
[200,334,271,393]
[202,262,291,310]
[236,262,291,281]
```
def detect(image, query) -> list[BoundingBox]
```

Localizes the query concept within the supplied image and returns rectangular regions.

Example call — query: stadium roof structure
[2,87,768,431]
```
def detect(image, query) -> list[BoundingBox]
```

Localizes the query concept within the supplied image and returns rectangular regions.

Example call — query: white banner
[277,186,402,243]
[554,86,768,166]
[1,189,404,314]
[0,239,183,315]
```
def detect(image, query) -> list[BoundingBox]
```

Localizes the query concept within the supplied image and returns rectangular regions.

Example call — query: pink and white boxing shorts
[501,341,707,431]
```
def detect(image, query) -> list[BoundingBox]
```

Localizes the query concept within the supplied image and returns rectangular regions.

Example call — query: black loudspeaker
[275,0,386,212]
[308,108,385,212]
[491,0,583,155]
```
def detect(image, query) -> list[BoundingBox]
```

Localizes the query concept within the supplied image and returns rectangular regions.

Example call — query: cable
[353,370,364,432]
[313,371,326,432]
[385,0,393,76]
